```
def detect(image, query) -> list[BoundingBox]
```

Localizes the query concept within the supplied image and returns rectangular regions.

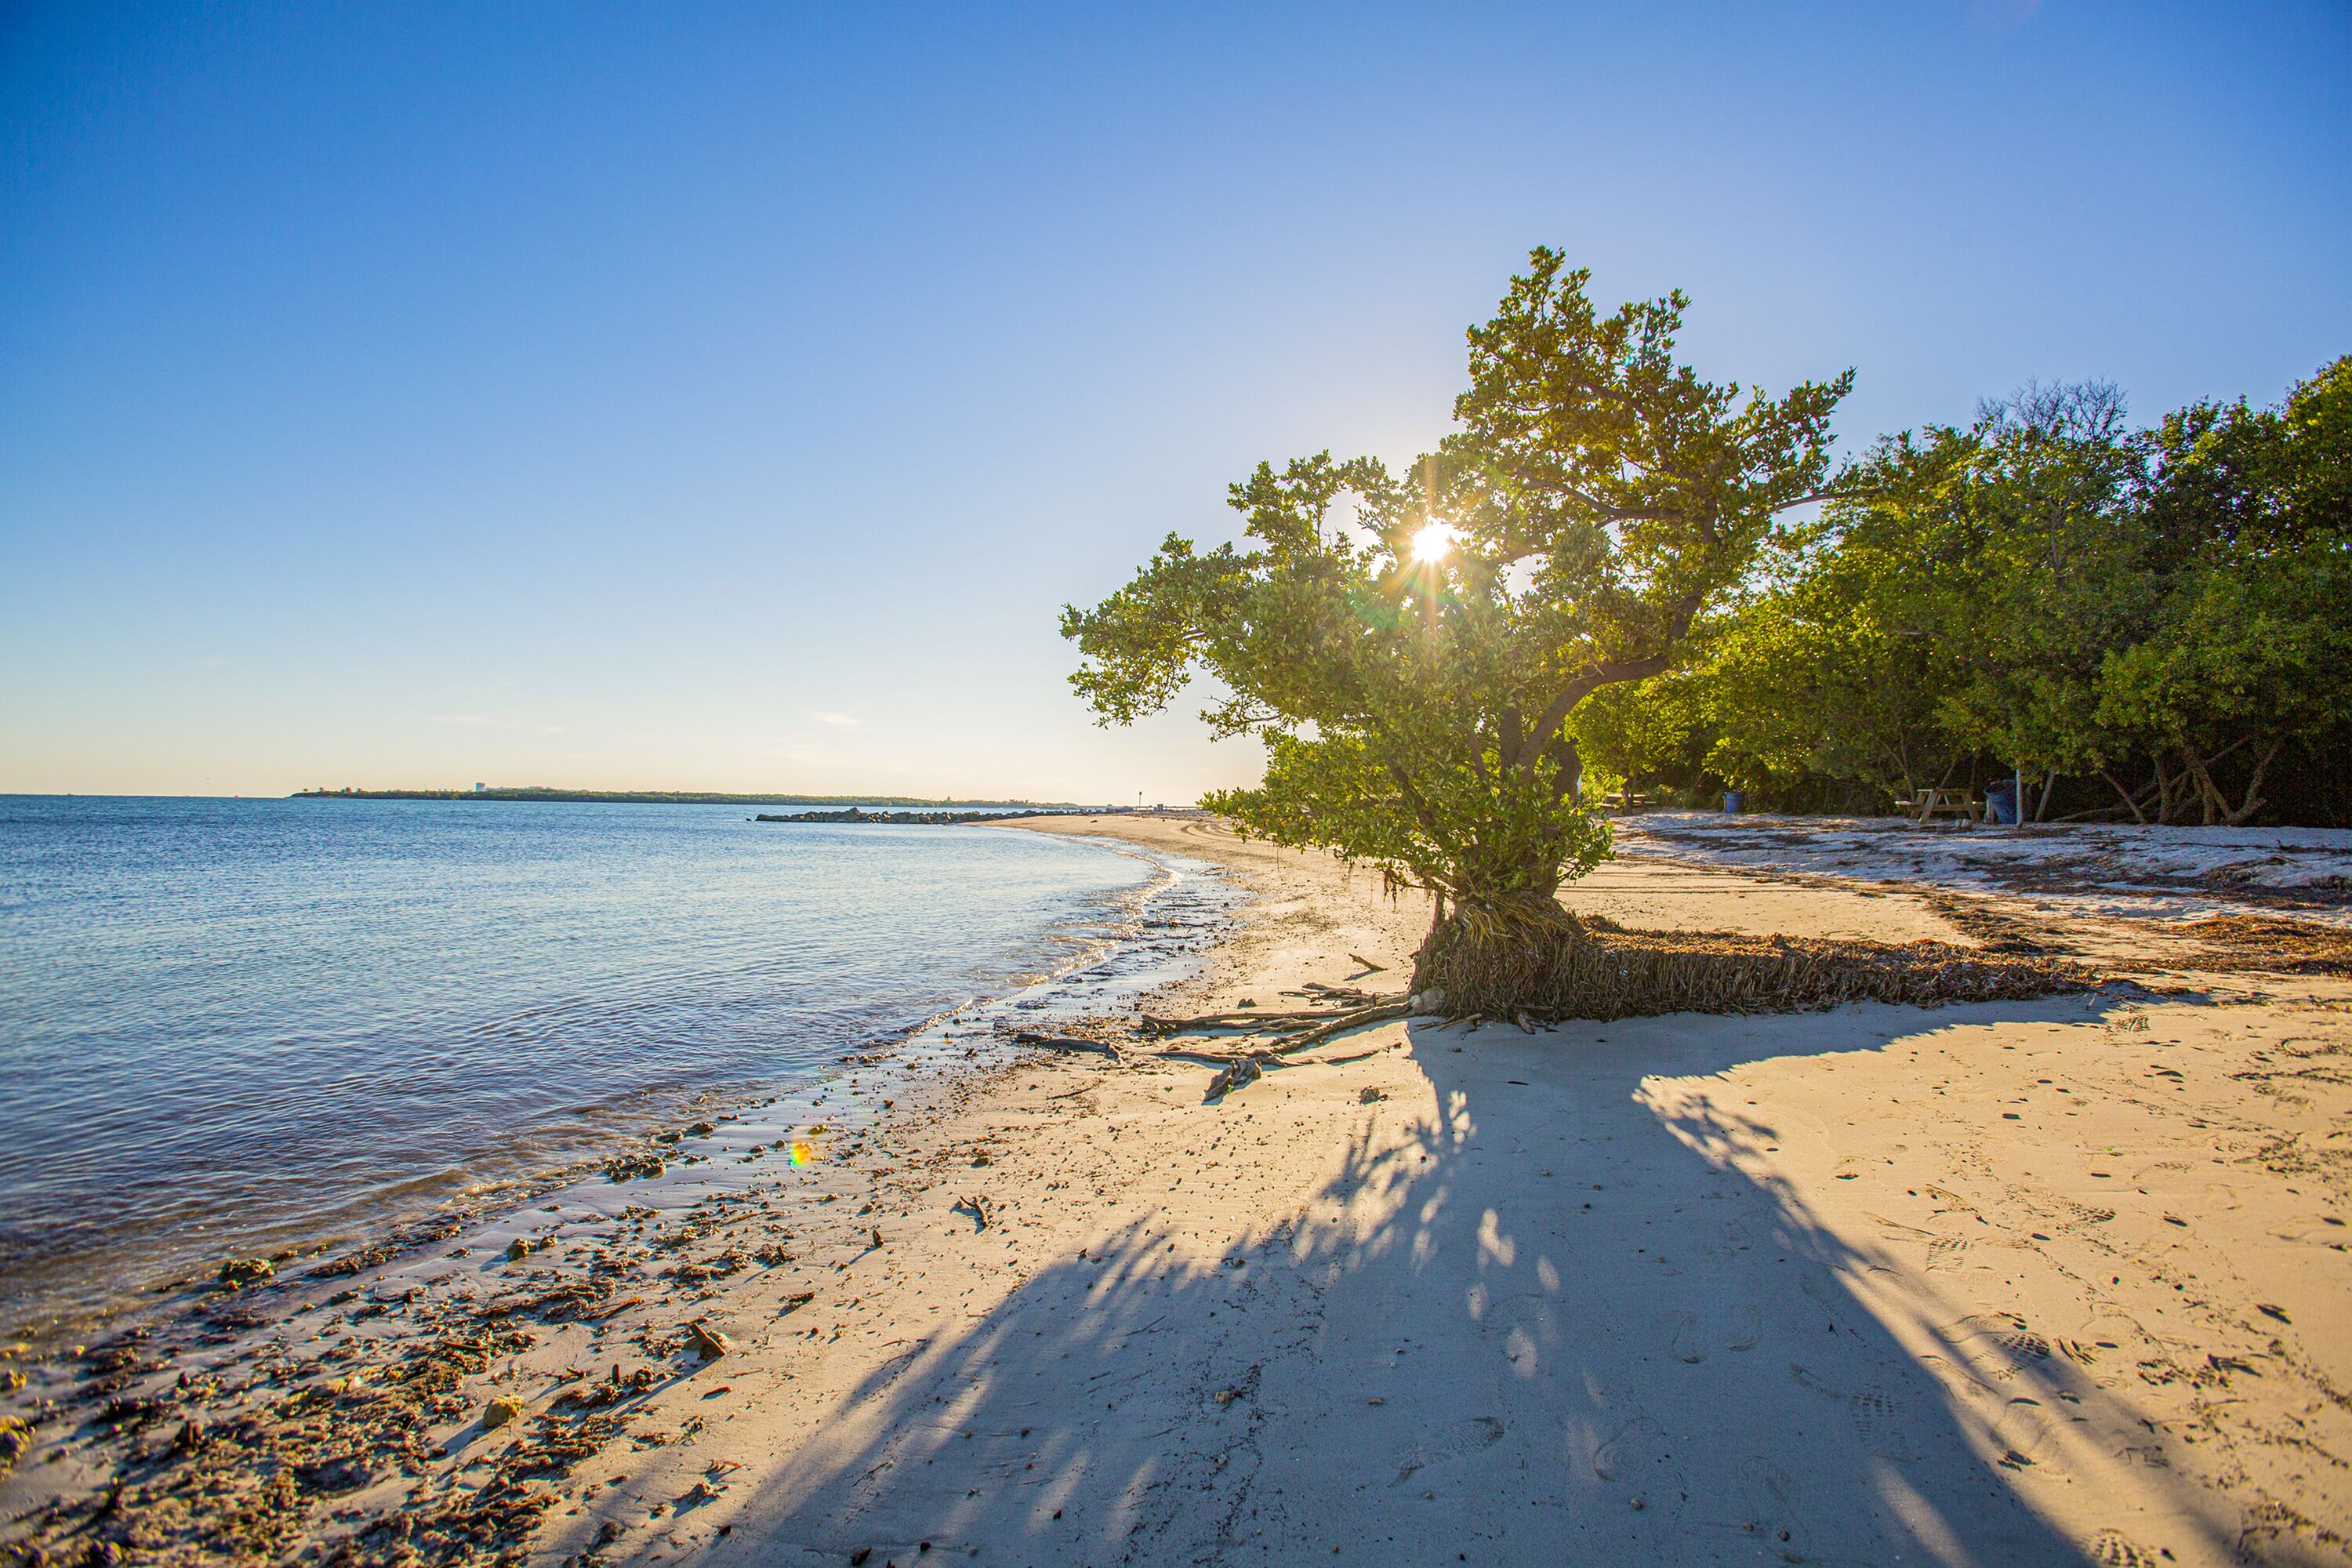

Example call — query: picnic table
[1911,786,1981,824]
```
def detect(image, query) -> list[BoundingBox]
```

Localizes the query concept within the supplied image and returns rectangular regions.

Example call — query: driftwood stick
[1202,1057,1265,1101]
[1138,1011,1329,1033]
[1268,1001,1415,1056]
[1011,1031,1120,1055]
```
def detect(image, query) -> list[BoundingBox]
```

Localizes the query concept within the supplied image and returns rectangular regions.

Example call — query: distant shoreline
[289,786,1090,807]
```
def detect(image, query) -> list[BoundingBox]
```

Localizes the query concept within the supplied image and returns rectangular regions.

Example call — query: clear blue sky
[4,2,2346,800]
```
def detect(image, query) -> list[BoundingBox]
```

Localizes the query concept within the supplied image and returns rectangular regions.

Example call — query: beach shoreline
[5,815,2350,1566]
[0,800,1203,1351]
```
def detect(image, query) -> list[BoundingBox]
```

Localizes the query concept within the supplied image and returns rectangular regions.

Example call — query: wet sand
[4,816,2347,1566]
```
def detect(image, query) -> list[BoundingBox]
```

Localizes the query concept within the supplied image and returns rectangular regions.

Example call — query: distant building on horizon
[474,782,487,793]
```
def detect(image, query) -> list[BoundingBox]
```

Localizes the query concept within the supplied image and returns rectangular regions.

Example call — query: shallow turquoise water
[0,796,1156,1328]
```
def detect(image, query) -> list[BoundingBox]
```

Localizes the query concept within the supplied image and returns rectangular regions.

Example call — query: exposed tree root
[1414,910,2088,1022]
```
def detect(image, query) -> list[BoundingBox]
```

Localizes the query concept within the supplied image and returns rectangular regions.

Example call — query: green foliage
[1568,669,1713,795]
[1062,250,1851,906]
[2086,358,2352,821]
[1199,727,1613,905]
[2098,550,2352,754]
[1068,249,2347,849]
[1586,358,2352,825]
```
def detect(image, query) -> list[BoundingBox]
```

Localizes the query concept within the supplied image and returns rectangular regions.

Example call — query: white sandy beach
[569,818,2352,1566]
[5,815,2347,1568]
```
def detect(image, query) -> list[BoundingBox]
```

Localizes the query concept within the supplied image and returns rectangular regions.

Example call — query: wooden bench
[1914,786,1981,824]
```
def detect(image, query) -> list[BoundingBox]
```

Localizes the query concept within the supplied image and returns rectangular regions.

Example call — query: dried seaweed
[2166,914,2352,975]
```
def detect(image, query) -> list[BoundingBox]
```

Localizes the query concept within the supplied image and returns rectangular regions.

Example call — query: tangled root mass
[1412,909,2085,1022]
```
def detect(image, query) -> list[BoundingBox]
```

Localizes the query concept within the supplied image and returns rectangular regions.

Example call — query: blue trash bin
[1722,791,1744,814]
[1984,782,2017,826]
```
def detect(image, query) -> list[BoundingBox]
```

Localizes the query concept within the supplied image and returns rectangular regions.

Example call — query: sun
[1410,521,1457,564]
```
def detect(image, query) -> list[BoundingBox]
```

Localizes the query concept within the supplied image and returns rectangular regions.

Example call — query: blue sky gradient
[4,2,2347,798]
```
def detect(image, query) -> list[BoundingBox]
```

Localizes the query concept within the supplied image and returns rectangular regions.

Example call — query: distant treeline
[291,787,1081,808]
[1571,360,2352,826]
[755,808,1092,825]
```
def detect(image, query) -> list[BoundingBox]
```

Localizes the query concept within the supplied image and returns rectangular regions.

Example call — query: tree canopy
[1588,358,2352,825]
[1063,250,1853,923]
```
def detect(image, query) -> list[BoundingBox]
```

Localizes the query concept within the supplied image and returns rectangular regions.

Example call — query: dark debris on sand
[0,1181,809,1568]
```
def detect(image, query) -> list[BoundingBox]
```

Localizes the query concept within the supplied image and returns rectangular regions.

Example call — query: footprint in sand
[1990,1396,2071,1473]
[2048,1197,2118,1228]
[1944,1315,2053,1385]
[1392,1416,1504,1484]
[1922,1183,1978,1214]
[1669,1304,1759,1363]
[1846,1388,1915,1461]
[1865,1211,1938,1245]
[1788,1364,1917,1461]
[1926,1236,1970,1271]
[1585,1413,1668,1483]
[2086,1527,2161,1566]
[1994,1327,2053,1361]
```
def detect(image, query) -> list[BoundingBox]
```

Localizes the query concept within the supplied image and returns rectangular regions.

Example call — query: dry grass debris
[1417,913,2088,1022]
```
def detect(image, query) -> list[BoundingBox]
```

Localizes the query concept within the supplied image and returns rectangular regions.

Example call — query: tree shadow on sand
[705,996,2241,1567]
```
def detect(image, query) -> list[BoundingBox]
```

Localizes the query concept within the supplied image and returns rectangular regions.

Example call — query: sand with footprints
[6,814,2344,1567]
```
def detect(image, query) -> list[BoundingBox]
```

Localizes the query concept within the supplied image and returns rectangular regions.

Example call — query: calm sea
[0,796,1161,1333]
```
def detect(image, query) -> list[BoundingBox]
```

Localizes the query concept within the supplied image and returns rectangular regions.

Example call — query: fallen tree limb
[1267,1001,1416,1056]
[1137,1010,1327,1034]
[1011,1031,1120,1055]
[1149,1045,1267,1066]
[1287,982,1379,1003]
[1142,993,1409,1034]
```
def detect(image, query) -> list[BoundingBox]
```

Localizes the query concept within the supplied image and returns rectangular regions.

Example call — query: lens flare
[789,1139,816,1166]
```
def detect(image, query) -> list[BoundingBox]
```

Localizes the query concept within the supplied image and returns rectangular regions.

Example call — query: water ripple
[0,797,1150,1329]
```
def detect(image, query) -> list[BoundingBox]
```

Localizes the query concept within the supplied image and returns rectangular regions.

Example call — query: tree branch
[1508,586,1703,774]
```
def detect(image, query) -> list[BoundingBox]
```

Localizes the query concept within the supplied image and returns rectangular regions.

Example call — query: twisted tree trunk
[1409,887,1592,1018]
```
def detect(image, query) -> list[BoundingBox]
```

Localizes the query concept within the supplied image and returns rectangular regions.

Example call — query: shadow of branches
[706,997,2241,1566]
